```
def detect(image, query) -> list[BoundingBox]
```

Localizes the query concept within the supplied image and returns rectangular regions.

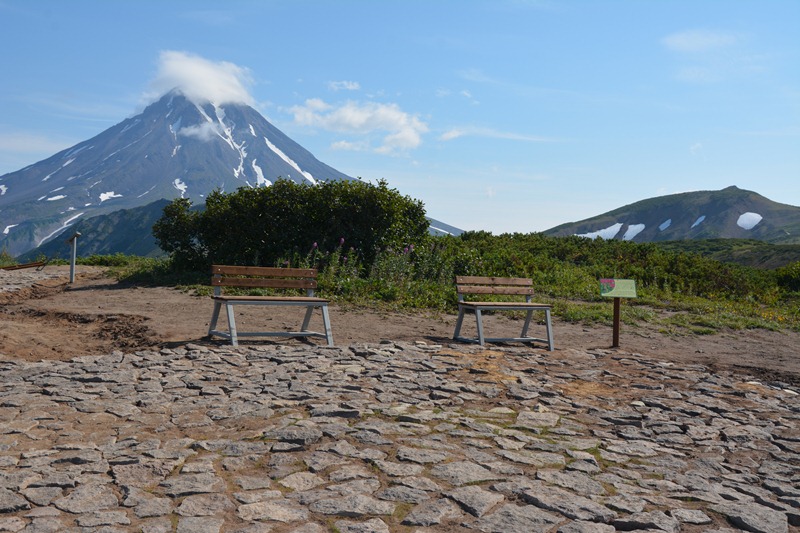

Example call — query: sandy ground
[1,265,798,387]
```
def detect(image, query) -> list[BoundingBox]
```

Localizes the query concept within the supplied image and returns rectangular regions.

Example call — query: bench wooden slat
[212,265,317,278]
[456,276,531,286]
[456,285,534,296]
[212,277,318,289]
[460,301,549,308]
[212,295,328,303]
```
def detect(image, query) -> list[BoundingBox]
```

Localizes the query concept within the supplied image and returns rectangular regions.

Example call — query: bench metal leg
[321,305,334,347]
[521,309,533,338]
[453,307,466,340]
[475,309,486,347]
[301,306,314,332]
[544,308,554,351]
[208,301,222,336]
[225,303,239,346]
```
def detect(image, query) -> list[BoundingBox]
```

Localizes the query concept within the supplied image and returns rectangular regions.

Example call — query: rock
[278,472,326,492]
[518,482,616,522]
[612,510,681,533]
[401,498,463,526]
[471,503,560,533]
[445,485,504,517]
[53,483,118,513]
[0,488,30,513]
[237,499,309,522]
[159,473,225,497]
[710,501,788,533]
[429,461,502,486]
[309,494,395,517]
[333,517,391,533]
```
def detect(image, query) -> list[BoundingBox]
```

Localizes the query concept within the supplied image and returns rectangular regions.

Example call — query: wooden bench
[207,265,334,347]
[453,276,554,350]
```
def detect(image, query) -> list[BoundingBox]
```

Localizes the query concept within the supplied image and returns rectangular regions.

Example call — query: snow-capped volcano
[0,91,355,256]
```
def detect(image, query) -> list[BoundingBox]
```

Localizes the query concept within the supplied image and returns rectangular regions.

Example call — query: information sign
[599,278,637,298]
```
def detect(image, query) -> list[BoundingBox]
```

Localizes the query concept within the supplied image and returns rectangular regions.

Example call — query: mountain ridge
[544,186,800,244]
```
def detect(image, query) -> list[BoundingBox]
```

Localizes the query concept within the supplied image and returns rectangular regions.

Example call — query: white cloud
[662,30,738,53]
[331,140,369,151]
[146,50,255,106]
[328,80,361,91]
[689,142,703,155]
[177,122,223,142]
[289,99,428,154]
[439,126,555,143]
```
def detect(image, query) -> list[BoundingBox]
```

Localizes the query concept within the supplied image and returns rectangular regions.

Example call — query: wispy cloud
[662,29,739,53]
[288,98,428,154]
[145,50,255,106]
[661,29,762,84]
[0,132,76,154]
[440,126,556,143]
[328,80,361,91]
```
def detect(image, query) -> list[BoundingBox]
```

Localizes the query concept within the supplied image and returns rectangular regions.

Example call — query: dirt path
[1,265,798,387]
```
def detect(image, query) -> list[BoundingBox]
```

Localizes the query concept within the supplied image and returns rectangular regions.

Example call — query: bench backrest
[455,276,533,302]
[211,265,319,296]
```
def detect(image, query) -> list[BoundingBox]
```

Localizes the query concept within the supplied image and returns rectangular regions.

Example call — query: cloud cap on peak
[145,50,255,106]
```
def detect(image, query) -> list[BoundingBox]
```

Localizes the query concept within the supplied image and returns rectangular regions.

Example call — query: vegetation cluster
[5,180,799,336]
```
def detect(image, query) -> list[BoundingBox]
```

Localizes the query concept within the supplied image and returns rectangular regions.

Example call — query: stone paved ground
[0,340,798,532]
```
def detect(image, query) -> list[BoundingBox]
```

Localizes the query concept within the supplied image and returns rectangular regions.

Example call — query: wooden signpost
[599,279,637,348]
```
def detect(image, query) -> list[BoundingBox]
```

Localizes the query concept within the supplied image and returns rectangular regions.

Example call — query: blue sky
[1,0,798,233]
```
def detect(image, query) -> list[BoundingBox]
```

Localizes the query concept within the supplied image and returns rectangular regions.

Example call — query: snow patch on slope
[263,137,317,185]
[252,160,270,186]
[3,224,18,235]
[37,212,85,246]
[691,215,706,228]
[0,185,7,196]
[577,223,623,240]
[622,224,645,241]
[659,219,672,231]
[46,195,66,201]
[737,212,762,230]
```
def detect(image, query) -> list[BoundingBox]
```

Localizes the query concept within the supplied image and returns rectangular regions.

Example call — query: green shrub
[153,179,428,271]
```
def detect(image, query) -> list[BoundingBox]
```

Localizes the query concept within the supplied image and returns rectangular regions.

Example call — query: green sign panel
[600,278,637,298]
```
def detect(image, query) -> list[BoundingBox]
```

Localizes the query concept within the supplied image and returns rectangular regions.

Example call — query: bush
[153,179,429,271]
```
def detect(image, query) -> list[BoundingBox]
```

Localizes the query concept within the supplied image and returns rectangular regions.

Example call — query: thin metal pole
[70,237,77,283]
[612,297,621,348]
[67,232,81,284]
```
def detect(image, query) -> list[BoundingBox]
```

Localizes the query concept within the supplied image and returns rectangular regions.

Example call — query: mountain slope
[544,186,800,244]
[17,200,171,262]
[0,91,357,256]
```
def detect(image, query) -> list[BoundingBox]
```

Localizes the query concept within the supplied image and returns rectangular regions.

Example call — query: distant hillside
[544,186,800,244]
[17,200,170,262]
